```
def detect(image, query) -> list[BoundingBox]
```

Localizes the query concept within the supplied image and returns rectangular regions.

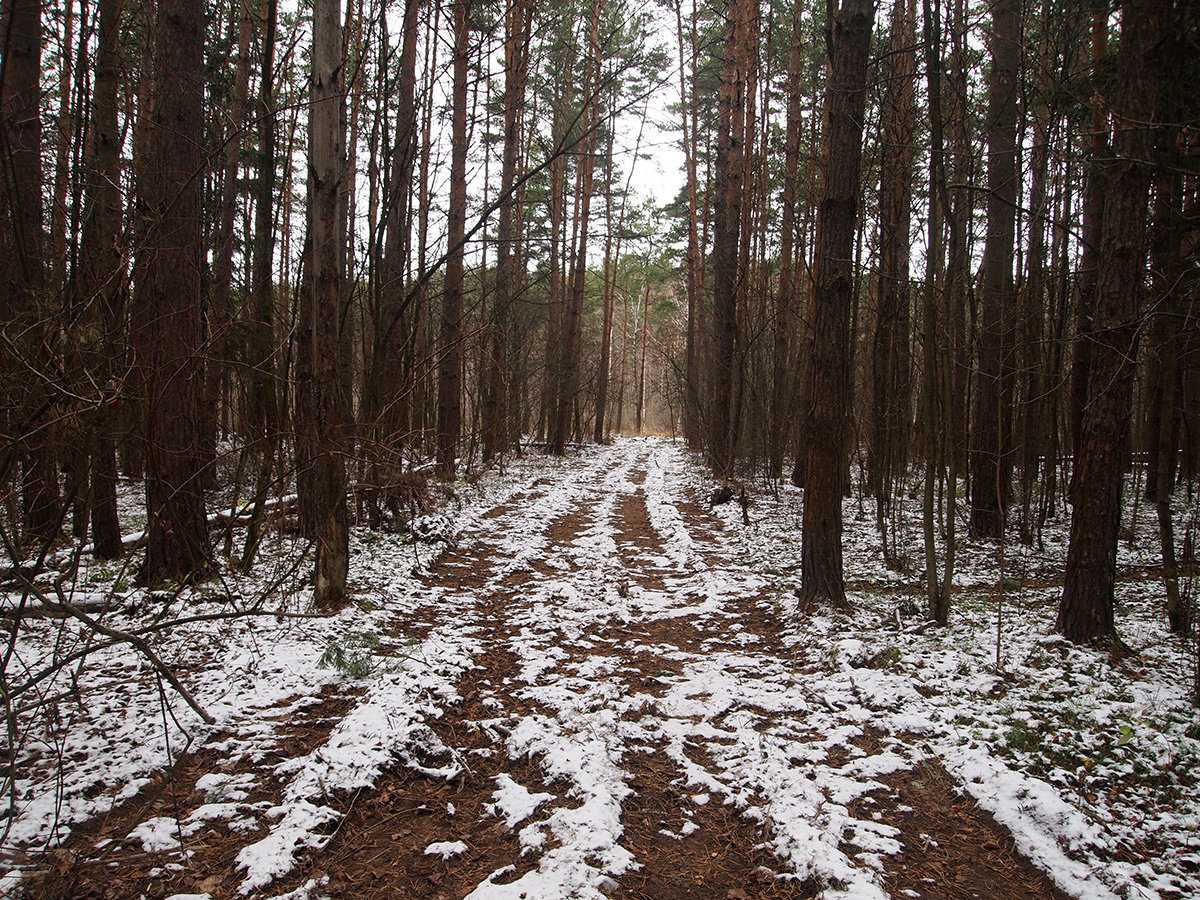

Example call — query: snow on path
[6,437,1194,900]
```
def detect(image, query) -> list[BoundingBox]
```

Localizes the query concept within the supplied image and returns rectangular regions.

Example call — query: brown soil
[606,750,817,900]
[873,761,1072,900]
[23,684,365,900]
[21,449,1083,900]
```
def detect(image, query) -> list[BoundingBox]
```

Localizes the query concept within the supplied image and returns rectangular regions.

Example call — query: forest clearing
[2,439,1197,899]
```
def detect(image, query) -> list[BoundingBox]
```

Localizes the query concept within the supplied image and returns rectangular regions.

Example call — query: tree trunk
[921,0,951,624]
[79,0,126,560]
[1147,67,1187,633]
[1058,0,1165,645]
[1067,7,1108,499]
[870,0,915,526]
[709,0,752,479]
[437,0,469,477]
[484,0,531,462]
[247,0,280,440]
[205,0,253,477]
[551,0,602,456]
[136,0,212,585]
[674,0,703,448]
[769,0,805,480]
[798,0,875,608]
[308,0,349,608]
[969,0,1019,541]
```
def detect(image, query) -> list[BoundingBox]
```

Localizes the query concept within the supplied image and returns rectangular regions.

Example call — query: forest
[1,0,1199,896]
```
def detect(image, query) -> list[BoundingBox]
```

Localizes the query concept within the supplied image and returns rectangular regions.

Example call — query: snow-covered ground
[1,437,1196,899]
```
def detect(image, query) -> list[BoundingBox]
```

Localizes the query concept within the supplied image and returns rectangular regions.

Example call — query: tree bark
[79,0,127,560]
[136,0,212,585]
[484,0,531,461]
[437,0,469,477]
[1058,0,1165,645]
[551,0,602,456]
[709,0,752,479]
[204,0,253,477]
[798,0,875,608]
[870,0,915,526]
[248,0,280,440]
[769,0,805,480]
[308,0,349,608]
[969,0,1019,541]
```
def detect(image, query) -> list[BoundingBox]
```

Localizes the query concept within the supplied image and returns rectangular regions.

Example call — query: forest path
[25,439,1072,900]
[274,439,1070,900]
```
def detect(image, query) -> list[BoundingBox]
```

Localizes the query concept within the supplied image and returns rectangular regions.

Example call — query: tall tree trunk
[136,0,211,585]
[205,0,253,477]
[798,0,875,607]
[1058,0,1165,645]
[674,0,703,448]
[307,0,349,608]
[945,0,970,475]
[539,83,569,444]
[709,0,752,479]
[969,0,1019,540]
[248,0,280,440]
[550,0,602,456]
[2,0,61,547]
[870,0,916,530]
[1017,41,1052,545]
[769,0,805,480]
[1067,6,1108,498]
[1147,35,1188,633]
[484,0,531,462]
[437,0,469,477]
[79,0,127,560]
[921,0,952,623]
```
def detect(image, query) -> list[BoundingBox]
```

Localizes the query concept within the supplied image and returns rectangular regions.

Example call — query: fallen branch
[3,572,217,726]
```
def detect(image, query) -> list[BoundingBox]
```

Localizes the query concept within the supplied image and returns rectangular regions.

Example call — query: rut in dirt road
[275,439,1068,900]
[23,439,1075,900]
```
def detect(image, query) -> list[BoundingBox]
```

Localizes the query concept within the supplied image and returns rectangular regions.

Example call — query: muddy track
[28,442,1074,899]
